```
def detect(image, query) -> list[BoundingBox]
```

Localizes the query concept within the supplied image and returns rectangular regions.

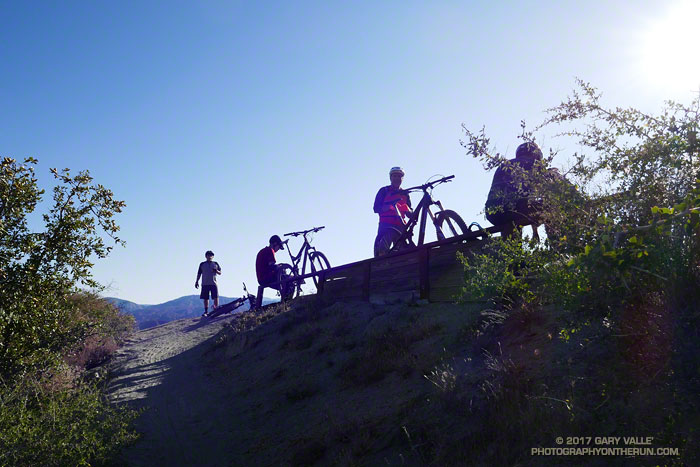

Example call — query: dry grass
[203,296,695,465]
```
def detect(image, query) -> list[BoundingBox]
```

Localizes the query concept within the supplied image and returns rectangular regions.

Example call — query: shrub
[457,81,699,464]
[0,377,138,466]
[0,157,137,463]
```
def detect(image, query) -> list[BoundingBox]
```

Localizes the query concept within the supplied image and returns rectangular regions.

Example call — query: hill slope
[107,299,697,465]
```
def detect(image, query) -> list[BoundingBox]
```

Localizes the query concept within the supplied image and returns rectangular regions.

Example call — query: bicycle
[373,175,473,257]
[276,226,331,299]
[205,282,256,319]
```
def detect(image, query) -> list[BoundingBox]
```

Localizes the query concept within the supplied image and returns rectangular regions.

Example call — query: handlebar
[283,226,325,237]
[401,175,455,193]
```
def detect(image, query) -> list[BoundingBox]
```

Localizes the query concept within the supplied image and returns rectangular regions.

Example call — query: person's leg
[255,285,264,310]
[212,285,219,309]
[486,209,520,241]
[200,286,210,315]
[500,221,519,240]
[202,286,215,315]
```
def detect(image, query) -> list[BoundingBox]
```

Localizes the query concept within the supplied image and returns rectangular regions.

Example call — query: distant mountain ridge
[106,294,277,329]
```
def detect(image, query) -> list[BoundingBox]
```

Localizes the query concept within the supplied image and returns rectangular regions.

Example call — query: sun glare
[638,0,700,94]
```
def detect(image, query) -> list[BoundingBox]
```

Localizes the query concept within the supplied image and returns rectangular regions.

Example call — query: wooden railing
[257,226,502,307]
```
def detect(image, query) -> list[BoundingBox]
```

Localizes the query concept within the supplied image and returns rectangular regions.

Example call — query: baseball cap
[269,235,284,249]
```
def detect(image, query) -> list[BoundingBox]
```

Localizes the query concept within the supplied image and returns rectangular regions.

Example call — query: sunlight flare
[637,0,700,93]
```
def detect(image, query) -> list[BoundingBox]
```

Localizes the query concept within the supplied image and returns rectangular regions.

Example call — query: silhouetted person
[485,142,545,240]
[373,166,412,256]
[256,235,292,301]
[195,250,221,317]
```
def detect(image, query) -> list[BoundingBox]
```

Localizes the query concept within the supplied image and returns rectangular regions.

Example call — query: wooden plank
[370,277,420,293]
[316,270,326,296]
[318,263,367,301]
[371,252,420,273]
[418,246,429,299]
[362,261,370,301]
[310,230,498,304]
[429,243,463,268]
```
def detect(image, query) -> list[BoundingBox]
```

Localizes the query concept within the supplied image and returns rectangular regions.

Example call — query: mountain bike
[276,226,331,299]
[205,283,256,319]
[374,175,471,257]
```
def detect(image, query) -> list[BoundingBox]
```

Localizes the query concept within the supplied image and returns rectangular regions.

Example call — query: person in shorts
[195,250,221,317]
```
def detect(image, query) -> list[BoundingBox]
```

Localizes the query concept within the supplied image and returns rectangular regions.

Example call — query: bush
[0,157,138,464]
[0,378,138,467]
[457,81,699,464]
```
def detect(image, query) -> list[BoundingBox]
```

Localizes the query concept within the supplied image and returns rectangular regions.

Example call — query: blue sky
[2,1,698,304]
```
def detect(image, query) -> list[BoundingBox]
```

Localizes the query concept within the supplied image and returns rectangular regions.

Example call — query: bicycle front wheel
[309,251,330,288]
[434,210,469,240]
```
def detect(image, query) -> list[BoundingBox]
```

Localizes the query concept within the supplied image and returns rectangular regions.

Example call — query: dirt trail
[107,300,484,466]
[108,313,240,466]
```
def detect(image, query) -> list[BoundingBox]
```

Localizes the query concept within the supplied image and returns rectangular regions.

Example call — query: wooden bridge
[257,226,503,306]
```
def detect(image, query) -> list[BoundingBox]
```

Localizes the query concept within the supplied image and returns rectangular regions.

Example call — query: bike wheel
[309,251,331,288]
[374,226,410,257]
[276,263,301,300]
[434,210,469,240]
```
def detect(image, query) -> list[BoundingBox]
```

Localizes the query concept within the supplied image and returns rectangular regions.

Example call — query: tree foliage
[1,157,126,379]
[461,80,700,311]
[0,157,136,464]
[459,81,699,463]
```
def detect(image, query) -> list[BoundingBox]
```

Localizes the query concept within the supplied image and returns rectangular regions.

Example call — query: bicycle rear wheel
[309,251,330,288]
[374,226,411,257]
[276,263,301,300]
[434,210,469,240]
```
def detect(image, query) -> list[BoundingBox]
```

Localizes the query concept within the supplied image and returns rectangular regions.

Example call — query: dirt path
[108,313,240,466]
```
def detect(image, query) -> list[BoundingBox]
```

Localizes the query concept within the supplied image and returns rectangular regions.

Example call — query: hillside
[106,298,696,466]
[106,295,277,329]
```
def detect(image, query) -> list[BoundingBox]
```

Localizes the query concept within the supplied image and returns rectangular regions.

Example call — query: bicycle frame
[282,234,318,277]
[389,175,455,248]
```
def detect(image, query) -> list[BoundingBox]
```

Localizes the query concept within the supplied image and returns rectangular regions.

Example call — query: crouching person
[485,142,546,241]
[255,235,293,304]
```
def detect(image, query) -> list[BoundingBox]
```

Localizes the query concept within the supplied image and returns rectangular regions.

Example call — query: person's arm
[195,264,202,288]
[214,262,221,275]
[373,187,386,214]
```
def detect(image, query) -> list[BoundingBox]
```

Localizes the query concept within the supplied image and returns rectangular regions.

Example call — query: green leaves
[1,158,135,465]
[1,158,126,378]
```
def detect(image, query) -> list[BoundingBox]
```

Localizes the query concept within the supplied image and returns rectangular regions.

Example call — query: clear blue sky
[2,1,698,304]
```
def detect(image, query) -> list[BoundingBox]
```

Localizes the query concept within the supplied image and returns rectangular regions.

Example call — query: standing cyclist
[195,250,221,317]
[373,166,412,255]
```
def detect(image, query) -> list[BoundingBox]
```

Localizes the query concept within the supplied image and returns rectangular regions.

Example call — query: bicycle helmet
[389,166,405,176]
[515,142,543,160]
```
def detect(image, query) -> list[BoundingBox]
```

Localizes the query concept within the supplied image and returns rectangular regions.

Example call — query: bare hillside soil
[107,301,489,466]
[108,298,695,466]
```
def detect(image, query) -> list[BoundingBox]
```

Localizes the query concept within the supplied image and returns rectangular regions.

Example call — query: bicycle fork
[430,200,456,241]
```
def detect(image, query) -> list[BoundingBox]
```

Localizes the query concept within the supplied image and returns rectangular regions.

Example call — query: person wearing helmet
[195,250,221,317]
[485,142,546,240]
[255,235,292,300]
[373,166,412,252]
